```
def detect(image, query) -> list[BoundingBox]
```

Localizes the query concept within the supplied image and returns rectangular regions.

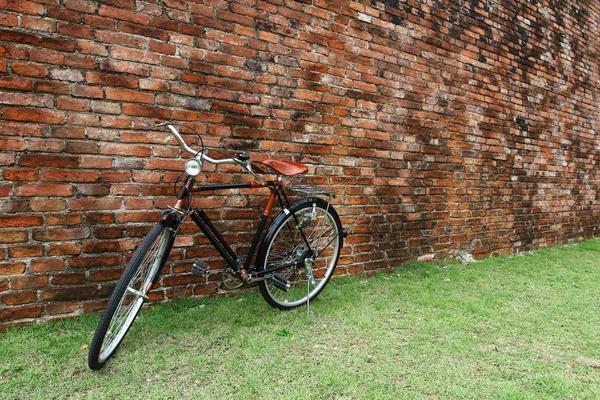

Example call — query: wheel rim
[98,228,171,362]
[264,204,340,307]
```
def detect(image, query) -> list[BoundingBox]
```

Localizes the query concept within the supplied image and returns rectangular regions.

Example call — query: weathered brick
[3,108,65,124]
[45,301,79,315]
[69,255,122,269]
[0,231,28,244]
[41,37,77,52]
[86,71,137,88]
[31,258,65,272]
[40,170,99,183]
[30,199,66,211]
[0,215,42,229]
[33,227,91,242]
[1,292,37,306]
[9,245,42,259]
[11,62,48,77]
[51,272,86,285]
[0,304,43,322]
[0,262,26,276]
[40,285,97,301]
[105,88,154,104]
[68,198,121,210]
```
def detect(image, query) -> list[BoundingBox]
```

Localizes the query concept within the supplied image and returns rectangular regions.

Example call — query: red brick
[106,88,154,104]
[86,72,138,88]
[41,37,77,52]
[83,239,135,253]
[23,143,77,158]
[0,77,33,91]
[84,15,116,30]
[0,215,43,228]
[40,170,99,183]
[93,226,124,239]
[78,42,109,56]
[69,255,122,269]
[32,227,91,242]
[110,47,160,64]
[0,29,39,45]
[80,155,113,169]
[120,22,166,40]
[0,262,26,276]
[31,258,65,272]
[1,292,37,306]
[47,243,81,256]
[30,199,66,211]
[77,184,110,196]
[0,199,28,213]
[15,184,74,197]
[40,285,97,301]
[99,5,149,24]
[3,108,65,124]
[56,98,90,111]
[64,0,97,13]
[47,6,81,23]
[0,231,28,244]
[45,301,79,315]
[58,23,93,39]
[11,62,48,77]
[82,299,109,313]
[0,14,17,27]
[34,81,69,94]
[68,198,122,210]
[65,55,97,69]
[52,272,86,285]
[0,138,26,151]
[8,245,44,258]
[0,304,43,322]
[21,16,56,32]
[122,104,170,119]
[46,213,81,226]
[150,40,176,55]
[0,0,45,14]
[72,84,103,98]
[89,268,123,282]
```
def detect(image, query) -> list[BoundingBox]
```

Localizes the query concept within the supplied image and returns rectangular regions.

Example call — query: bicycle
[88,121,347,370]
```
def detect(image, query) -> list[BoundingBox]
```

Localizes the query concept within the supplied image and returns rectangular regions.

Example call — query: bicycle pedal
[271,274,290,291]
[191,260,211,278]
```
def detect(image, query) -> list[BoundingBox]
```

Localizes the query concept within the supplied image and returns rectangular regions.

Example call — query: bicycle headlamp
[184,159,202,176]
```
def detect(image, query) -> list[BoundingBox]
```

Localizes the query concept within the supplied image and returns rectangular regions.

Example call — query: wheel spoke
[259,200,341,309]
[92,224,172,366]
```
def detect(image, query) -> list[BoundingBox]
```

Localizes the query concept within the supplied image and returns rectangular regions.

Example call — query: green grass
[2,240,600,399]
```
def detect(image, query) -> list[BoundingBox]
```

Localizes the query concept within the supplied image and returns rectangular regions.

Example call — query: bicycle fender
[255,197,343,269]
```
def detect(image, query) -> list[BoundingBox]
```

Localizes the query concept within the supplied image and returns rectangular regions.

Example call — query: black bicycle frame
[176,179,296,276]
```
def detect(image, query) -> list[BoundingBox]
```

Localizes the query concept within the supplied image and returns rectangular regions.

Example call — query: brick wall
[1,0,600,329]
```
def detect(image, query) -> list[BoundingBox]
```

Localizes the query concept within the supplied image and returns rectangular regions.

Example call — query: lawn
[1,240,600,399]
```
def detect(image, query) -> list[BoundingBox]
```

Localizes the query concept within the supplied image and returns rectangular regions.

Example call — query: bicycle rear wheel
[257,197,343,310]
[88,221,174,370]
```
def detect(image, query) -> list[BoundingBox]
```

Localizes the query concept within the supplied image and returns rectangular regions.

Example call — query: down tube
[190,209,239,270]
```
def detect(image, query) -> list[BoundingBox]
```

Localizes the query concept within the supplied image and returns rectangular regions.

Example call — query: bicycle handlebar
[158,121,265,184]
[160,122,240,165]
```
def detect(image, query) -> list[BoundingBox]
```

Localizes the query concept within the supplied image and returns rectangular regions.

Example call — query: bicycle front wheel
[88,221,174,370]
[257,197,343,310]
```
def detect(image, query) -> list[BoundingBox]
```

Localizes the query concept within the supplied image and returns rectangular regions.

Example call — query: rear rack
[284,183,336,198]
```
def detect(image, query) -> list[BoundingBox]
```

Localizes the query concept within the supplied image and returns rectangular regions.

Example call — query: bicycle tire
[88,221,174,370]
[257,197,343,310]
